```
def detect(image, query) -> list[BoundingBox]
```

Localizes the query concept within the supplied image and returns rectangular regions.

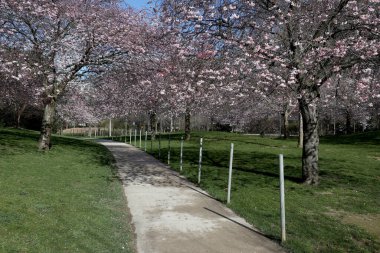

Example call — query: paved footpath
[99,140,285,253]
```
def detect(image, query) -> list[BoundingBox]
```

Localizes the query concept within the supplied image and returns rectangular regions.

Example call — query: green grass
[126,131,380,253]
[0,128,134,253]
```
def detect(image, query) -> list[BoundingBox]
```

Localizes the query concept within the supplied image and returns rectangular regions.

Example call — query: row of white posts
[120,133,286,243]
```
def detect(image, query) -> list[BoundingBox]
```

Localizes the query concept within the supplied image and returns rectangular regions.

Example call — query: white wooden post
[139,130,142,148]
[227,143,234,204]
[144,131,147,151]
[279,154,286,242]
[198,138,203,184]
[134,129,137,146]
[129,129,132,144]
[180,137,183,172]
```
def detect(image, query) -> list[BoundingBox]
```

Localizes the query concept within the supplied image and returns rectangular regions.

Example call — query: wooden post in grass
[134,129,137,146]
[227,143,234,204]
[129,129,132,144]
[279,154,286,242]
[168,133,171,165]
[198,137,203,184]
[139,130,142,148]
[180,137,183,172]
[144,131,147,151]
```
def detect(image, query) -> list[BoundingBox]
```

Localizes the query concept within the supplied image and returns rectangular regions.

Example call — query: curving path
[98,140,285,253]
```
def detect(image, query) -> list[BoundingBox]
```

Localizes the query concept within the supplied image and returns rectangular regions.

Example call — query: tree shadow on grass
[321,131,380,146]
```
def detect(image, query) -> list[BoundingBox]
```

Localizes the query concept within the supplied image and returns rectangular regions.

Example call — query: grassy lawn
[0,128,134,253]
[124,131,380,253]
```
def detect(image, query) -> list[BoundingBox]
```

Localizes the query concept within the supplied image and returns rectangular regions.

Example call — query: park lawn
[0,128,134,253]
[133,131,380,253]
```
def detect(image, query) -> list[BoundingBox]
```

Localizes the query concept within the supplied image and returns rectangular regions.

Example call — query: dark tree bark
[298,112,303,148]
[345,110,352,134]
[150,111,157,140]
[38,98,56,151]
[184,107,191,141]
[299,96,319,185]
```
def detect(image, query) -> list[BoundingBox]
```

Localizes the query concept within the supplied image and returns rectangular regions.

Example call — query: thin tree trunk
[184,107,191,141]
[345,110,352,134]
[170,115,173,132]
[283,112,290,139]
[108,118,112,137]
[282,101,290,139]
[38,99,56,151]
[150,111,157,140]
[298,112,303,148]
[299,98,319,185]
[16,104,27,128]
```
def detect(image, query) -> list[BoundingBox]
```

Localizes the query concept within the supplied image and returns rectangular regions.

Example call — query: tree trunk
[184,107,191,141]
[345,110,352,134]
[299,98,319,185]
[298,112,303,148]
[16,104,27,128]
[150,111,157,140]
[38,99,56,151]
[170,115,173,132]
[108,118,112,137]
[282,102,290,139]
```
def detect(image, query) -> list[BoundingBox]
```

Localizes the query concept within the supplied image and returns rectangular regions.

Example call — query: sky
[123,0,151,9]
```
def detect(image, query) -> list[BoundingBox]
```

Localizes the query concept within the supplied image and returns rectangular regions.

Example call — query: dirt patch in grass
[371,156,380,161]
[326,209,380,240]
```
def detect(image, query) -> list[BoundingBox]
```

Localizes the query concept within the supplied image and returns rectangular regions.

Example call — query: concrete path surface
[99,140,284,253]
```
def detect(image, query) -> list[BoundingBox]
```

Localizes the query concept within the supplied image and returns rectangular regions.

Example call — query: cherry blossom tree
[0,0,147,150]
[158,0,380,184]
[0,48,42,127]
[319,65,380,134]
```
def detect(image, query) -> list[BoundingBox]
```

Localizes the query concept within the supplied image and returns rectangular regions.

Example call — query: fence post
[168,133,171,165]
[144,131,147,152]
[279,154,286,242]
[134,129,137,146]
[139,130,142,148]
[180,137,183,172]
[129,129,132,144]
[198,137,203,184]
[227,143,234,204]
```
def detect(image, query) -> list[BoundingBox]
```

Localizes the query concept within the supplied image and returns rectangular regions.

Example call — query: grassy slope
[136,131,380,253]
[0,128,134,253]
